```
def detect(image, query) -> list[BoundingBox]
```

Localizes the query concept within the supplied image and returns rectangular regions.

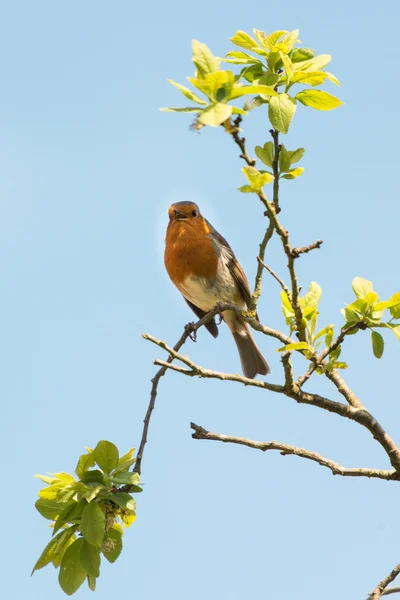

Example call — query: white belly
[178,259,244,312]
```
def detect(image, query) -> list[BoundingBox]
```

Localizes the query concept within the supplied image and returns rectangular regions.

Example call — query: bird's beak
[173,209,188,221]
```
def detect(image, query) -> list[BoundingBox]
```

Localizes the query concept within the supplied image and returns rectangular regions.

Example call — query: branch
[251,221,275,310]
[298,321,363,389]
[257,256,290,295]
[291,240,323,258]
[144,332,400,472]
[231,115,256,166]
[190,423,399,481]
[383,588,400,596]
[133,304,225,475]
[368,564,400,599]
[270,128,281,213]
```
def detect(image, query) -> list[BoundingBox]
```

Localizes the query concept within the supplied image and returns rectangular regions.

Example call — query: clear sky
[2,1,400,599]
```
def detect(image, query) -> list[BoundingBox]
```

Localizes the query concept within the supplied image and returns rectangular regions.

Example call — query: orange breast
[164,218,218,285]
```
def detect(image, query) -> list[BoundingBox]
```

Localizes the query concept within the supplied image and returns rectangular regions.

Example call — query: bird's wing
[184,298,219,338]
[208,223,253,309]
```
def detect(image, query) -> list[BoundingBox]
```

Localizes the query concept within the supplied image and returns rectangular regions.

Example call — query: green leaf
[296,89,343,111]
[255,142,274,168]
[279,51,293,82]
[80,539,101,578]
[189,70,235,102]
[371,331,384,358]
[81,501,106,549]
[80,470,105,485]
[53,533,77,569]
[198,103,232,127]
[87,576,96,592]
[325,71,340,86]
[53,500,86,536]
[223,51,261,65]
[280,30,299,53]
[229,84,278,100]
[280,290,293,313]
[301,282,322,311]
[160,107,202,113]
[167,80,207,104]
[59,538,87,596]
[290,70,327,86]
[289,148,305,164]
[264,30,288,49]
[365,291,379,307]
[238,185,255,193]
[192,40,220,77]
[325,326,334,347]
[268,94,296,134]
[279,145,291,172]
[281,167,304,180]
[294,54,331,72]
[352,277,374,300]
[385,323,400,340]
[111,492,137,511]
[277,341,312,352]
[375,292,400,313]
[51,472,76,483]
[314,324,334,342]
[229,30,259,51]
[242,166,274,191]
[75,450,96,479]
[35,499,65,520]
[93,440,119,475]
[32,526,78,574]
[111,471,141,486]
[291,48,315,63]
[38,483,67,500]
[330,361,348,370]
[102,527,123,563]
[35,474,58,484]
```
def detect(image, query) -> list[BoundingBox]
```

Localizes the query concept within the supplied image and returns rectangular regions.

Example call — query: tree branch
[257,256,290,295]
[231,115,256,166]
[297,321,363,388]
[368,564,400,599]
[291,240,323,258]
[133,304,227,475]
[190,423,399,481]
[251,221,275,310]
[383,587,400,596]
[144,331,400,472]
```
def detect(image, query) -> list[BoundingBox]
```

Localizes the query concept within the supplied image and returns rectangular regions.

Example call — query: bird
[164,201,270,379]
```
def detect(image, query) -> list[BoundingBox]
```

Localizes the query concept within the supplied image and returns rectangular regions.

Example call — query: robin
[164,201,270,379]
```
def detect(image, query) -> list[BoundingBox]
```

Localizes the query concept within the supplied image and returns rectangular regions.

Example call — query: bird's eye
[191,209,197,217]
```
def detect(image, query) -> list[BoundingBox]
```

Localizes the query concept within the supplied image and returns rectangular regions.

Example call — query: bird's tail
[230,322,270,379]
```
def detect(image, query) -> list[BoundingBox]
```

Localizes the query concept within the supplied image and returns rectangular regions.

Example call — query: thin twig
[368,564,400,599]
[383,587,400,596]
[133,304,226,476]
[251,221,275,310]
[257,256,290,295]
[190,423,399,481]
[298,321,363,388]
[231,115,256,166]
[291,240,323,258]
[270,128,281,213]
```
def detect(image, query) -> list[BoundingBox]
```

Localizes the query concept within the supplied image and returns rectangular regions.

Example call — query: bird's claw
[185,322,197,342]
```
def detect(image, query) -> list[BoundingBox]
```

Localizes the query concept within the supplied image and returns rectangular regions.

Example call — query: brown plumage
[164,201,270,379]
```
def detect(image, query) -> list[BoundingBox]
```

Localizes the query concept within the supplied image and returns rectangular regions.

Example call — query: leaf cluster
[32,441,141,595]
[341,277,400,359]
[161,28,342,133]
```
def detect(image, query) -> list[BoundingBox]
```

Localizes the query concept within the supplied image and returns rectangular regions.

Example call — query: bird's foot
[185,322,197,342]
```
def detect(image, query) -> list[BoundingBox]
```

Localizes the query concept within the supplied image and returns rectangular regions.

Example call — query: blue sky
[2,1,400,599]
